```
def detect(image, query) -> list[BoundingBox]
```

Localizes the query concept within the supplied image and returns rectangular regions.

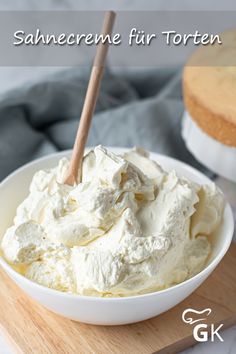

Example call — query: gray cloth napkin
[0,67,213,181]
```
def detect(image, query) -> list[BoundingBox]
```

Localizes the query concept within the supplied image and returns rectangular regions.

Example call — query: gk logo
[182,308,224,342]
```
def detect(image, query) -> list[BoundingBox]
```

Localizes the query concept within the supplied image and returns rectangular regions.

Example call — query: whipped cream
[1,146,225,296]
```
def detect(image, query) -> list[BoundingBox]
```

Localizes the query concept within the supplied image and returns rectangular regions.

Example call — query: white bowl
[0,148,234,325]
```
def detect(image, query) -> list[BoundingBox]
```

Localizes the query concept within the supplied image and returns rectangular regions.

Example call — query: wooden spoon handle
[64,11,116,185]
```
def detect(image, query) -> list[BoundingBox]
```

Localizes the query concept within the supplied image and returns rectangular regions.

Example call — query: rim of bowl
[0,148,234,302]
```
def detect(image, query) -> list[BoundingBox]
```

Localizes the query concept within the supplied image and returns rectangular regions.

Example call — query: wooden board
[0,244,236,354]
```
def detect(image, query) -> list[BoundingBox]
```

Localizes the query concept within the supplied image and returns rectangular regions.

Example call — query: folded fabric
[0,66,214,181]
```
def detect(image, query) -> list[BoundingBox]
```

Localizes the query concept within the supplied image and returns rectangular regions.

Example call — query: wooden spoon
[64,11,116,186]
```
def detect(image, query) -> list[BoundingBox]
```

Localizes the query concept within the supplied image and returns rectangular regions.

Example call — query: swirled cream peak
[1,146,225,296]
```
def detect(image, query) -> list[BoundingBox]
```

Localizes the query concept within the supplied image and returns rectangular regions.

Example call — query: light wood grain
[64,11,116,185]
[0,244,235,354]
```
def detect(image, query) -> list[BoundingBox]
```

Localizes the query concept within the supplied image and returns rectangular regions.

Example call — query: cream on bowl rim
[0,148,234,324]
